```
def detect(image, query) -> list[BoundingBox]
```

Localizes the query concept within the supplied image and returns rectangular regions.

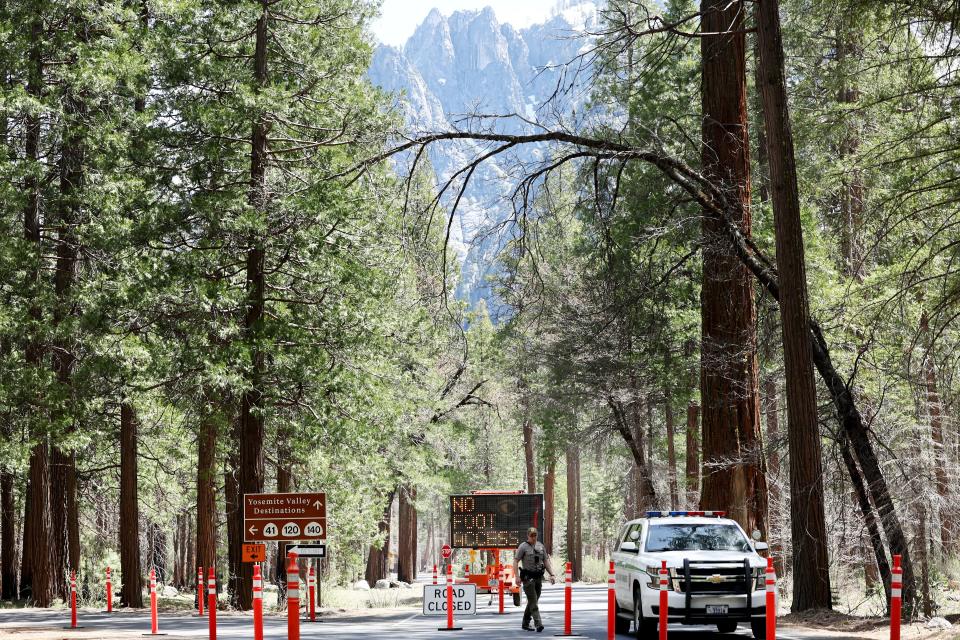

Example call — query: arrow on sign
[313,499,323,510]
[248,525,259,536]
[286,544,327,558]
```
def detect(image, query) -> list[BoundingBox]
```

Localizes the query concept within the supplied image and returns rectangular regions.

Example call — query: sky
[371,0,557,47]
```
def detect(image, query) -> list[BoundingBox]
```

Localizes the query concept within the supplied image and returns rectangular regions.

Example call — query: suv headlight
[646,565,662,589]
[752,567,765,590]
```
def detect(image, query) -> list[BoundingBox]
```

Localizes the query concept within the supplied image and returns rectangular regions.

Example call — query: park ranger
[513,527,556,632]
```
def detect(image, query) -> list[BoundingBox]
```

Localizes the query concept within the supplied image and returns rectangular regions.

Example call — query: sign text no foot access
[243,492,327,542]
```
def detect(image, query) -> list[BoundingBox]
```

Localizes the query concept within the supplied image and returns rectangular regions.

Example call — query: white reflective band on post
[253,579,262,589]
[287,573,298,583]
[209,580,216,588]
[288,589,300,599]
[766,582,775,592]
[892,588,902,598]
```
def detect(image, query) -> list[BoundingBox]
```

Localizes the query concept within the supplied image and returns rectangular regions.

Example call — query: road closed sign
[422,584,477,616]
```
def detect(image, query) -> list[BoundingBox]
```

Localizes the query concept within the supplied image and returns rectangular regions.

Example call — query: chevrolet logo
[706,574,724,584]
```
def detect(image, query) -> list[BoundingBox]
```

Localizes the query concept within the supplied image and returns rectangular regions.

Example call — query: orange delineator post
[436,562,462,631]
[287,554,301,640]
[70,571,78,628]
[765,557,776,640]
[252,564,264,640]
[433,564,437,585]
[498,563,505,614]
[659,560,669,640]
[207,567,217,640]
[447,563,454,629]
[607,561,615,640]
[197,566,204,616]
[308,563,316,622]
[149,567,159,634]
[890,555,902,640]
[105,567,113,613]
[563,561,573,635]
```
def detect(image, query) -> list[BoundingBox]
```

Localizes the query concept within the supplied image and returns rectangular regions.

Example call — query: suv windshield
[644,524,751,552]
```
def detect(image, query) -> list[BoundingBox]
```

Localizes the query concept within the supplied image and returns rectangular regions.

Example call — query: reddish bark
[698,0,768,536]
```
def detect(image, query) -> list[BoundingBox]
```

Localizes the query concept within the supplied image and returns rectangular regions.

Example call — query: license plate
[706,605,729,615]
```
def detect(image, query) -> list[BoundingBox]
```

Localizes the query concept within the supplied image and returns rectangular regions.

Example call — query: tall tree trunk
[274,434,292,606]
[224,451,241,607]
[50,76,85,599]
[609,396,658,510]
[397,486,417,583]
[685,403,699,508]
[186,514,195,591]
[20,10,53,608]
[754,0,831,610]
[566,445,582,581]
[195,404,217,594]
[365,491,394,585]
[0,467,13,600]
[543,461,556,554]
[665,396,678,510]
[698,0,768,537]
[1,413,16,599]
[151,521,167,583]
[234,0,271,611]
[762,377,785,575]
[119,402,143,608]
[920,311,952,549]
[523,419,536,495]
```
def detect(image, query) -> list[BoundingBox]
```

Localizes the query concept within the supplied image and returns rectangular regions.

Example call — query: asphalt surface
[0,584,853,640]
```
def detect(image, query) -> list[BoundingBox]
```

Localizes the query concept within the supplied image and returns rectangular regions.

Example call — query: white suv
[612,511,773,639]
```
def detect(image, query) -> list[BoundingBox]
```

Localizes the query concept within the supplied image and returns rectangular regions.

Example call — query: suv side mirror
[751,530,762,541]
[620,541,638,553]
[629,529,641,541]
[754,541,769,552]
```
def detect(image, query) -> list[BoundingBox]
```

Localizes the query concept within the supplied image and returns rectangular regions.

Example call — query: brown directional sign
[243,492,327,542]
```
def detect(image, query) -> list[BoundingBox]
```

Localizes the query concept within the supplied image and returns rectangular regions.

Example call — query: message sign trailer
[448,491,543,610]
[243,492,326,542]
[423,584,477,616]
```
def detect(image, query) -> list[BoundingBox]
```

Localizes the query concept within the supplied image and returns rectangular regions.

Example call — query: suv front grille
[675,561,752,595]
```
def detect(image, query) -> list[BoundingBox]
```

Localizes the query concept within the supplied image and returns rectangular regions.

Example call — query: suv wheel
[614,599,631,634]
[717,622,738,633]
[633,585,658,639]
[751,619,766,639]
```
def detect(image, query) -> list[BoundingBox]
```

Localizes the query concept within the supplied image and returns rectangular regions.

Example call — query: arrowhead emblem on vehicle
[707,574,724,584]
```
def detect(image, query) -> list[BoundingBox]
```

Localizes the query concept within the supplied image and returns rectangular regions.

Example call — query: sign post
[243,492,326,542]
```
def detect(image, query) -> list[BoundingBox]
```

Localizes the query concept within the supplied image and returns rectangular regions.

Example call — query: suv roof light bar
[645,510,726,518]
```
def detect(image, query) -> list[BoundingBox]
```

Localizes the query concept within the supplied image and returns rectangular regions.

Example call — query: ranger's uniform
[515,536,554,630]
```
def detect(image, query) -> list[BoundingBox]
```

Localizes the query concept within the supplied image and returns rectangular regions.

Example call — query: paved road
[0,585,874,640]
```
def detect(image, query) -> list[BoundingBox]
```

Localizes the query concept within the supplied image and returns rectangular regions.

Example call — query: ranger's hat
[527,527,538,535]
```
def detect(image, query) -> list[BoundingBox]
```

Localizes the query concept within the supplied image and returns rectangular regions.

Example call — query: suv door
[615,522,643,605]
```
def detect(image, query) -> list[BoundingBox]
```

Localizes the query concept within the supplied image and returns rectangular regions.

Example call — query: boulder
[161,586,179,598]
[353,579,371,591]
[927,617,952,630]
[374,579,391,589]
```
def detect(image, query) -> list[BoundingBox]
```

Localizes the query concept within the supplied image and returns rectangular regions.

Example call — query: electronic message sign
[449,493,544,549]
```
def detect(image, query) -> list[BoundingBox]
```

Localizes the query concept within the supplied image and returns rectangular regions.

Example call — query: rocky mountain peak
[370,3,597,306]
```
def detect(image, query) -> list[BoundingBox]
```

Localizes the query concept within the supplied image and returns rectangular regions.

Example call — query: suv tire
[751,619,766,639]
[633,585,658,639]
[614,599,631,634]
[717,622,738,633]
